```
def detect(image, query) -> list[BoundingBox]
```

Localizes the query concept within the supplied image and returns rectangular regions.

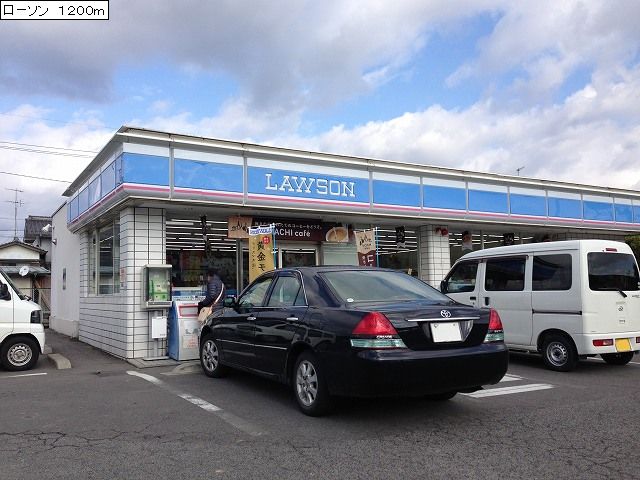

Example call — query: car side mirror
[0,283,10,301]
[439,280,447,293]
[223,296,236,308]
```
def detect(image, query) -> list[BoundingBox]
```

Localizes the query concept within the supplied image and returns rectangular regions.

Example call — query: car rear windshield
[587,252,640,291]
[320,270,451,303]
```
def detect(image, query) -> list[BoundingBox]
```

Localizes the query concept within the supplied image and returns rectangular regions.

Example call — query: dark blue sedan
[199,266,508,416]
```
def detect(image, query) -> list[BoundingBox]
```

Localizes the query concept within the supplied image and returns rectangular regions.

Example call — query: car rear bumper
[573,332,640,355]
[323,343,509,397]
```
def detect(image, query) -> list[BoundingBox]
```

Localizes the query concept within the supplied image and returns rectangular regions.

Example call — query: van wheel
[601,352,634,365]
[542,334,578,372]
[0,336,39,371]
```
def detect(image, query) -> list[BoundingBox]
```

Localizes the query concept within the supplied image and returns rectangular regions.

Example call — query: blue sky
[1,1,640,239]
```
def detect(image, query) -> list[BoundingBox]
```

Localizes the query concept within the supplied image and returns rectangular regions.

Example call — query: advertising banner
[355,229,377,267]
[228,216,253,239]
[248,225,275,282]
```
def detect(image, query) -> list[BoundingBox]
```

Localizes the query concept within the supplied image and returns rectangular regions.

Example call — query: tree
[626,235,640,264]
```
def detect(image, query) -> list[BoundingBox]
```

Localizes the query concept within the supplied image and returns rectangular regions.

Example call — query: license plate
[430,322,462,342]
[615,338,632,352]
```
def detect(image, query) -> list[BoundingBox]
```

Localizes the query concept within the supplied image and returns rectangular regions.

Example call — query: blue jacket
[198,274,224,311]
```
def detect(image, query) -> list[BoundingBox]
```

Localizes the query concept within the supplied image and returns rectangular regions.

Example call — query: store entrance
[279,246,318,268]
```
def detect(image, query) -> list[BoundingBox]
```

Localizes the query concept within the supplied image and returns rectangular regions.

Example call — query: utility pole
[5,188,24,241]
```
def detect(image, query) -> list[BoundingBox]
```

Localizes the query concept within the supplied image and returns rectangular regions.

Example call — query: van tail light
[350,312,407,349]
[484,309,504,343]
[593,339,614,347]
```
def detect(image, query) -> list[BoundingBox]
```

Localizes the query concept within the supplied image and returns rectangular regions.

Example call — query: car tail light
[636,337,640,344]
[483,309,504,343]
[350,312,407,349]
[593,339,614,347]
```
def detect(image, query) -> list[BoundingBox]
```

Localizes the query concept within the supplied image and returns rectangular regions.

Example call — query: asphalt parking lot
[1,331,639,480]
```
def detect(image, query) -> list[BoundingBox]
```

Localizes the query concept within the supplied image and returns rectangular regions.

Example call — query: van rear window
[587,253,639,291]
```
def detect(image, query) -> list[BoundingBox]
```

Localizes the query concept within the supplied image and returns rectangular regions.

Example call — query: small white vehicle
[0,269,46,371]
[440,240,640,371]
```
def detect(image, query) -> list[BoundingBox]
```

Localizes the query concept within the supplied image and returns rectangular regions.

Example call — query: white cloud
[0,1,498,111]
[0,107,112,241]
[272,64,640,191]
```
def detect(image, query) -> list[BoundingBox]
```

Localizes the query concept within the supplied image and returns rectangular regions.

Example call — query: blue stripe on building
[174,158,243,192]
[614,204,633,223]
[423,185,466,210]
[373,180,420,207]
[548,197,582,219]
[583,201,614,221]
[122,152,170,186]
[510,194,547,217]
[469,190,508,214]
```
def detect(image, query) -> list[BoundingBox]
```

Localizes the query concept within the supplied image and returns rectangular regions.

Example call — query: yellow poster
[248,226,275,282]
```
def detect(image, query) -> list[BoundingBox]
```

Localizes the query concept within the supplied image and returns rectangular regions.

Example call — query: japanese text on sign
[1,1,109,20]
[248,226,275,282]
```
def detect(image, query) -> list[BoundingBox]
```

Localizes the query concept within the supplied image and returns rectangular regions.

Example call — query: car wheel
[200,335,228,378]
[542,334,578,372]
[293,351,332,416]
[601,352,634,365]
[424,391,457,401]
[0,336,39,371]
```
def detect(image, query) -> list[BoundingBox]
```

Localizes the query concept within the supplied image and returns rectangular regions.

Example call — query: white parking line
[127,371,263,436]
[462,383,554,398]
[499,374,522,382]
[0,372,48,379]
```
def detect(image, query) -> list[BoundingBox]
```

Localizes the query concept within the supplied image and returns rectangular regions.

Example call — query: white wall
[419,225,451,287]
[78,207,167,359]
[49,208,80,337]
[0,245,40,261]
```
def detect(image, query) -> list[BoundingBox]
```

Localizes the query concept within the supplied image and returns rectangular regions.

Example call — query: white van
[0,269,46,371]
[440,240,640,371]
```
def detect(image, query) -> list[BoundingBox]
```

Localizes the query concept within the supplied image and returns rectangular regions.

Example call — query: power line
[0,170,72,183]
[0,144,93,158]
[0,140,98,154]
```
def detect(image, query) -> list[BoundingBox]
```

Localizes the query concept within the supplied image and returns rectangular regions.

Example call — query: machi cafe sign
[248,225,275,282]
[355,229,377,267]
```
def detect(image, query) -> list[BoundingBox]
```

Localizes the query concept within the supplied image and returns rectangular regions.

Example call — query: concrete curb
[48,353,72,369]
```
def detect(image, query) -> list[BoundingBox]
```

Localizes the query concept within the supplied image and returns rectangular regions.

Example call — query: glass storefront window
[87,220,120,295]
[98,221,120,294]
[449,230,539,266]
[89,232,97,294]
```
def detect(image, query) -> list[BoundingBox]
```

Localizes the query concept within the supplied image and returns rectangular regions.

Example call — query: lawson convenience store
[50,126,640,359]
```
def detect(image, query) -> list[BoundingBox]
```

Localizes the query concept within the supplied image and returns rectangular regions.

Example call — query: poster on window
[228,216,253,239]
[248,225,276,282]
[355,229,377,267]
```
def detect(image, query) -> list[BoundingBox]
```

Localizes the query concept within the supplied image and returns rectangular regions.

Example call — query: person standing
[197,268,225,314]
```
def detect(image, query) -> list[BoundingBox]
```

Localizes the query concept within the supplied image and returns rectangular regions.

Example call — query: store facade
[51,126,640,359]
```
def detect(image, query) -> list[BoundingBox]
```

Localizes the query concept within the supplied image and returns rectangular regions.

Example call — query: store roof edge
[63,125,640,199]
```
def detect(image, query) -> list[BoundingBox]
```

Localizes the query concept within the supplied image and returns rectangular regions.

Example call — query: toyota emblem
[440,310,452,318]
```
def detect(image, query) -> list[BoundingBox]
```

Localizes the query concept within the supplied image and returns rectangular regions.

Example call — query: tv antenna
[516,166,525,176]
[5,188,24,241]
